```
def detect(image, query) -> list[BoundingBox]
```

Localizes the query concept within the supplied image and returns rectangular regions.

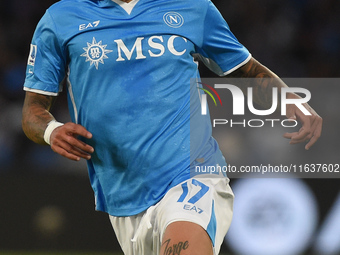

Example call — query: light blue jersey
[24,0,250,216]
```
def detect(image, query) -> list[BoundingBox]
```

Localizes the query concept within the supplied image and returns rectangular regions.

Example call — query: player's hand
[49,122,94,161]
[283,94,322,150]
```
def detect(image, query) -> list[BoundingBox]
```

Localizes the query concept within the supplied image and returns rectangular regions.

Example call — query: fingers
[53,144,89,161]
[52,138,93,161]
[283,112,322,150]
[49,122,94,161]
[305,117,322,150]
[305,133,320,150]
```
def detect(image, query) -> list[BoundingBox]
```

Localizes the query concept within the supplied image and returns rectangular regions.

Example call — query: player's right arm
[22,91,94,161]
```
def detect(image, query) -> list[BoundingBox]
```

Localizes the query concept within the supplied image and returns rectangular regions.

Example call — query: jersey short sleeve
[195,0,251,76]
[24,10,67,96]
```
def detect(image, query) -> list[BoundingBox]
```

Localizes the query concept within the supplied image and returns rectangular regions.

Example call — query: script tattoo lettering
[162,239,189,255]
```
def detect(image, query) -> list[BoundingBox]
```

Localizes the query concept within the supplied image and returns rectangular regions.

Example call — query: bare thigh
[160,221,213,255]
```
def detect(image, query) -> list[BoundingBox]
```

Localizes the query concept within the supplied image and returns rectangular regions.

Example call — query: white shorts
[109,175,234,255]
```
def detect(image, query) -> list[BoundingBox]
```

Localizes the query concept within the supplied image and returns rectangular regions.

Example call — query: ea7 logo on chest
[79,20,100,31]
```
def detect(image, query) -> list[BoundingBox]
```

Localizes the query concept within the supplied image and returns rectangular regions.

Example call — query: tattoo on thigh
[162,239,189,255]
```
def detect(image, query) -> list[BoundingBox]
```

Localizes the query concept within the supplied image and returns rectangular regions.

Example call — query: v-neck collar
[111,0,140,15]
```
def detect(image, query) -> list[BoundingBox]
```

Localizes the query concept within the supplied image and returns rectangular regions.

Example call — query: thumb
[285,106,297,121]
[286,113,297,122]
[287,114,296,122]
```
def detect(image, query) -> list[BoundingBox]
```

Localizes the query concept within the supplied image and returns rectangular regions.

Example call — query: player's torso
[48,0,209,168]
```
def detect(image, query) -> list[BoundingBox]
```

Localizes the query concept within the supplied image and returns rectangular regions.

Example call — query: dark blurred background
[0,0,339,254]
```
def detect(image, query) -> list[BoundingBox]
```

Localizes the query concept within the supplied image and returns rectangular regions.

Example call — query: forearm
[226,57,289,109]
[22,92,55,145]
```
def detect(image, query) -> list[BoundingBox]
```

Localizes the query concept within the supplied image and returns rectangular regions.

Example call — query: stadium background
[0,0,339,254]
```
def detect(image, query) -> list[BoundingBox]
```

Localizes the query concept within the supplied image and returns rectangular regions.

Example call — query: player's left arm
[226,57,322,150]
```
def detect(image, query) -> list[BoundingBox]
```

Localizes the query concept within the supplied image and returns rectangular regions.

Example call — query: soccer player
[22,0,322,254]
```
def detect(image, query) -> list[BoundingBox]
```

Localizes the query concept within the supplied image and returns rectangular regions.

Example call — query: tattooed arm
[22,92,55,145]
[226,58,285,108]
[22,92,94,161]
[226,57,322,149]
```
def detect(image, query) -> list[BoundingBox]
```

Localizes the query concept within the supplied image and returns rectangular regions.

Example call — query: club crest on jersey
[81,37,113,69]
[163,12,184,28]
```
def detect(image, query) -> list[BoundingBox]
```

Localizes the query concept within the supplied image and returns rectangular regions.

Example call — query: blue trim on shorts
[206,200,216,246]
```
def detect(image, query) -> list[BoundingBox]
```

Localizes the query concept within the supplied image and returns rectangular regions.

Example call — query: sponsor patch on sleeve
[27,44,37,66]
